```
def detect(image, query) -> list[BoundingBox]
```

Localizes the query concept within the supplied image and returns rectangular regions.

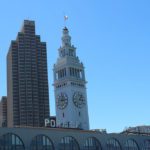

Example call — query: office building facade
[0,96,7,127]
[7,20,50,127]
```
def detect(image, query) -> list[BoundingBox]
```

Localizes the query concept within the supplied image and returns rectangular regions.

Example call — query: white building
[53,27,89,130]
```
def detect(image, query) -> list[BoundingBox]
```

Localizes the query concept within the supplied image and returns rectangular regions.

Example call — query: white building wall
[53,27,89,130]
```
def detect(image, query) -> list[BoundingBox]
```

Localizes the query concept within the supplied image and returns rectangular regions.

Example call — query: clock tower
[53,27,89,130]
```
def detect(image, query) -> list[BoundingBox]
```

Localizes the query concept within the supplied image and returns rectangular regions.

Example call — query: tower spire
[62,27,71,47]
[58,26,76,58]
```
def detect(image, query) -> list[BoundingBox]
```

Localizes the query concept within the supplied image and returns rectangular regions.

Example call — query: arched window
[59,136,79,150]
[83,137,102,150]
[124,139,139,150]
[106,138,121,150]
[142,140,150,150]
[0,133,25,150]
[30,134,54,150]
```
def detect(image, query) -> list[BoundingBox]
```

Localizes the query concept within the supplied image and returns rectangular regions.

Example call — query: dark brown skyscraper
[7,20,50,127]
[0,96,7,127]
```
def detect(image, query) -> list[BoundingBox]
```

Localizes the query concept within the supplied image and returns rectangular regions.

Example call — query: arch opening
[106,138,121,150]
[0,133,25,150]
[124,139,139,150]
[59,136,80,150]
[30,134,54,150]
[83,137,102,150]
[142,140,150,150]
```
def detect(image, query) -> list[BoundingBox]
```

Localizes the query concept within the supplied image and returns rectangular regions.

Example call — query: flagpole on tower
[64,15,68,27]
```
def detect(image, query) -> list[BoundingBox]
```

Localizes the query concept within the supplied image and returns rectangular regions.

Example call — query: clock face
[73,92,86,108]
[57,93,68,109]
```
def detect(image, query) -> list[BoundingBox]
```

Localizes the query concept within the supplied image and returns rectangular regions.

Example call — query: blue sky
[0,0,150,133]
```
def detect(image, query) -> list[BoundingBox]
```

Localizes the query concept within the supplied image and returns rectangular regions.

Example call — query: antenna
[64,15,68,27]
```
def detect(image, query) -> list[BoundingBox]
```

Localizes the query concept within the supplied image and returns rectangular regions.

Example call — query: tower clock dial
[73,92,86,108]
[57,93,68,109]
